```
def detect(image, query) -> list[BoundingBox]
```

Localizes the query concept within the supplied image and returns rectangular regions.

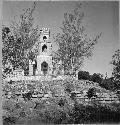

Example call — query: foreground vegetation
[2,78,120,125]
[3,99,120,125]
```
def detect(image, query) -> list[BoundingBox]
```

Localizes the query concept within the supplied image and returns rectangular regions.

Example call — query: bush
[90,73,103,84]
[87,87,97,99]
[69,103,120,124]
[78,71,90,80]
[3,116,17,125]
[31,96,73,124]
[3,100,22,125]
[64,82,74,93]
[100,78,115,90]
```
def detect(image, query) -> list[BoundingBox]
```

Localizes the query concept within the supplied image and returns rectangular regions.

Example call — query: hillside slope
[2,77,120,124]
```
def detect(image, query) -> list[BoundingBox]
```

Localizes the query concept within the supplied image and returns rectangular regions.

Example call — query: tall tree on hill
[78,71,90,80]
[111,49,120,90]
[53,4,101,76]
[2,2,40,73]
[90,73,103,84]
[2,26,14,75]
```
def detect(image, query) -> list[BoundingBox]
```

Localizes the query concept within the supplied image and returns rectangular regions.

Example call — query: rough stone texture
[3,76,119,104]
[37,28,53,76]
[29,65,33,76]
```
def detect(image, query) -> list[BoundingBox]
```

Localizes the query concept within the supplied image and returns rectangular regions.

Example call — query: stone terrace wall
[4,75,77,82]
[3,77,120,104]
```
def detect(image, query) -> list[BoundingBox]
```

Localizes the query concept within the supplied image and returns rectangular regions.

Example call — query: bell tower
[37,28,53,75]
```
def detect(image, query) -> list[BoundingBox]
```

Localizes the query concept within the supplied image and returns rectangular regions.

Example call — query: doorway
[41,61,48,75]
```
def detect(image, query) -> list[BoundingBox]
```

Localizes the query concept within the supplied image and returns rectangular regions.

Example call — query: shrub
[58,98,66,107]
[87,88,97,99]
[90,73,103,84]
[78,71,90,80]
[100,78,116,91]
[69,103,120,124]
[64,83,74,93]
[3,100,22,125]
[3,116,17,125]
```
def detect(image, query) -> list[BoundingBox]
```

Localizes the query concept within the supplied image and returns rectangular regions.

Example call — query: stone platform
[4,75,73,82]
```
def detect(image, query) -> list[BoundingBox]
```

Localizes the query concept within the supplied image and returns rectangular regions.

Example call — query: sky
[2,1,119,77]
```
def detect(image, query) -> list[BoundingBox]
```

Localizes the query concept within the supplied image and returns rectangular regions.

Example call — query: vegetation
[69,102,120,124]
[86,87,97,99]
[2,2,39,76]
[100,77,115,91]
[78,71,103,84]
[99,49,120,91]
[90,73,103,84]
[2,79,120,125]
[111,49,120,90]
[53,4,101,76]
[78,71,90,80]
[2,27,15,76]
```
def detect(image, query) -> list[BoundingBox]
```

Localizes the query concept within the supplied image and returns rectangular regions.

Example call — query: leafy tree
[2,26,14,76]
[100,77,115,90]
[90,73,103,84]
[78,71,90,80]
[53,4,101,75]
[111,49,120,90]
[87,87,96,99]
[2,2,40,73]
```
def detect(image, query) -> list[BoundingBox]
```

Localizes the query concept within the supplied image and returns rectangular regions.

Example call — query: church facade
[29,28,53,76]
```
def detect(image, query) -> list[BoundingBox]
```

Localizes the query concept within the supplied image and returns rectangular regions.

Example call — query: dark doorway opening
[41,61,48,75]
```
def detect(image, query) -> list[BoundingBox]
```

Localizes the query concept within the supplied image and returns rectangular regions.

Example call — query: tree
[2,2,40,73]
[87,87,96,99]
[2,26,14,76]
[100,77,115,90]
[111,49,120,90]
[53,3,101,75]
[90,73,103,84]
[78,71,90,80]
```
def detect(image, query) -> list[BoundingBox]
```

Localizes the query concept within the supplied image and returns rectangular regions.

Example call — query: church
[6,27,64,81]
[29,28,54,76]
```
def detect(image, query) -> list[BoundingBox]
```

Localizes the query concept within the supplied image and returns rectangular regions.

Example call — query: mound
[2,77,120,124]
[3,77,119,103]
